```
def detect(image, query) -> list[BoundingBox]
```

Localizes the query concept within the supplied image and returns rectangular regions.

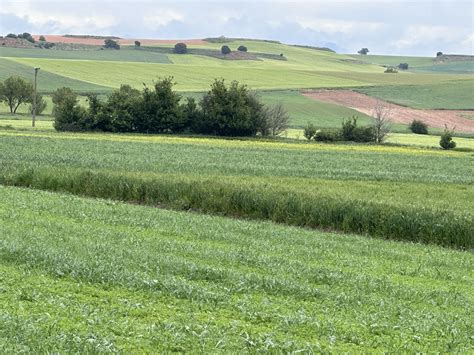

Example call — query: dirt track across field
[33,35,207,46]
[303,90,474,133]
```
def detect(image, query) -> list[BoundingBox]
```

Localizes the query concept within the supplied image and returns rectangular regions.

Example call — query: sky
[0,0,473,56]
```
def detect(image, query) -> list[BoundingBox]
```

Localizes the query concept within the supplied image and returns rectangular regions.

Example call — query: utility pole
[32,67,40,127]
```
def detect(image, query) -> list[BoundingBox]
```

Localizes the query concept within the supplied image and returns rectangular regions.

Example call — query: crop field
[357,80,474,109]
[1,186,473,352]
[1,36,473,352]
[0,130,472,249]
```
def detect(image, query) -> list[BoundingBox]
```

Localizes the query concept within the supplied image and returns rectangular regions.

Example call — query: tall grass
[2,167,472,249]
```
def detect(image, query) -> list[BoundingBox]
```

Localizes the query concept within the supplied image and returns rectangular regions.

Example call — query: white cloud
[143,10,184,28]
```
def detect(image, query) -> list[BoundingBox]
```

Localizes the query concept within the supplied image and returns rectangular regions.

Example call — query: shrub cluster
[398,63,409,70]
[6,32,35,43]
[384,67,398,73]
[104,39,120,49]
[53,78,288,137]
[305,117,375,143]
[174,42,187,54]
[440,125,456,150]
[409,119,428,134]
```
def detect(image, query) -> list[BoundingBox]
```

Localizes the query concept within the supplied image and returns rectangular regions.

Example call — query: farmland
[0,34,473,352]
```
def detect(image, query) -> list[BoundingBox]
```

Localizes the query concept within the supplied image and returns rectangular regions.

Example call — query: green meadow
[1,186,472,353]
[1,37,473,352]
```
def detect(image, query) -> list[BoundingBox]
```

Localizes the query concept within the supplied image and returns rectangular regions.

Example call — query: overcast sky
[1,0,473,55]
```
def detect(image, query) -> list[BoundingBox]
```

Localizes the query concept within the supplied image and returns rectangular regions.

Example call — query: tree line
[53,78,289,136]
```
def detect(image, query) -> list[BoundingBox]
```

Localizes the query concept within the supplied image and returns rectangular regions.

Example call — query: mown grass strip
[1,168,472,249]
[1,186,473,352]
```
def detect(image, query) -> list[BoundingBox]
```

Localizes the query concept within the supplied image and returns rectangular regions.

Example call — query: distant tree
[134,40,141,47]
[439,125,456,150]
[304,123,317,140]
[29,92,47,115]
[221,45,231,55]
[6,33,17,38]
[18,32,35,43]
[372,101,391,143]
[265,103,290,136]
[398,63,409,70]
[409,119,428,134]
[237,45,248,52]
[0,76,34,113]
[436,51,443,57]
[104,39,120,49]
[174,42,187,54]
[39,35,46,42]
[358,48,369,55]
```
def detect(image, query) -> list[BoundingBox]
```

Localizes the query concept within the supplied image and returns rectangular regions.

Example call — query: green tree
[0,76,33,113]
[237,45,248,52]
[29,93,47,115]
[39,35,46,42]
[439,125,456,150]
[52,87,86,131]
[221,45,231,55]
[304,123,317,140]
[137,77,185,133]
[358,48,369,55]
[134,40,141,47]
[199,79,264,136]
[104,39,120,49]
[174,42,187,54]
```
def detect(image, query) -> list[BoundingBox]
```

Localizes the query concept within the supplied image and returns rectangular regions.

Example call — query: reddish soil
[302,90,474,133]
[32,35,206,46]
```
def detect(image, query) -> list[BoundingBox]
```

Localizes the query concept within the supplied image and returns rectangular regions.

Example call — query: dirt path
[302,90,474,133]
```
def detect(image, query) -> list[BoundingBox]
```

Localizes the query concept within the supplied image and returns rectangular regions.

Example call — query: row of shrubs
[173,42,248,55]
[304,117,378,143]
[2,168,471,249]
[409,119,456,149]
[53,78,289,136]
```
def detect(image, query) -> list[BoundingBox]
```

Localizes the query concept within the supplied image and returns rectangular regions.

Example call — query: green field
[1,186,472,352]
[1,37,474,352]
[1,129,472,248]
[357,80,474,109]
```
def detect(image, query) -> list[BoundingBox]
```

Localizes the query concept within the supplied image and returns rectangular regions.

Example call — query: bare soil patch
[302,90,474,133]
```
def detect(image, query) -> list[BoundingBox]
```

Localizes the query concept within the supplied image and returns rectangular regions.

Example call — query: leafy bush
[398,63,409,70]
[134,40,141,47]
[314,129,338,142]
[341,116,375,142]
[237,45,248,52]
[52,89,86,131]
[18,32,35,43]
[39,35,46,42]
[6,33,17,39]
[436,51,443,57]
[221,45,231,55]
[409,119,428,134]
[304,123,317,140]
[104,39,120,49]
[440,126,456,150]
[174,42,187,54]
[358,48,369,55]
[29,93,47,115]
[384,67,398,73]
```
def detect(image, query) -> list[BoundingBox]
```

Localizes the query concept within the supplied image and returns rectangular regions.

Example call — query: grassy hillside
[1,186,472,352]
[357,80,474,109]
[0,58,110,94]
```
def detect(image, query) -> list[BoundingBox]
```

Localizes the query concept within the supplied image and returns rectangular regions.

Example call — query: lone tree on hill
[221,45,231,55]
[104,39,120,49]
[134,40,141,47]
[237,45,248,52]
[39,35,46,42]
[436,51,443,57]
[358,48,369,55]
[174,42,187,54]
[0,76,34,113]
